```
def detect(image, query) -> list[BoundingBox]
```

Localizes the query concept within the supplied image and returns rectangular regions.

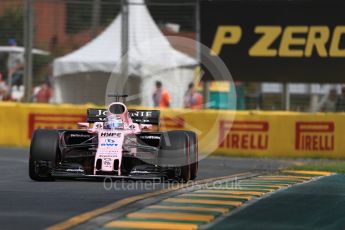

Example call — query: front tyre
[159,131,191,182]
[29,129,60,181]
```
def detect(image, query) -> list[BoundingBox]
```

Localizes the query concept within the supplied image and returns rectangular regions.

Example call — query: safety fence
[1,0,339,111]
[0,102,344,158]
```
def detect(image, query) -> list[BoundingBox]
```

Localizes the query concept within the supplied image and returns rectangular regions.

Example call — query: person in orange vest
[152,81,170,108]
[184,82,203,109]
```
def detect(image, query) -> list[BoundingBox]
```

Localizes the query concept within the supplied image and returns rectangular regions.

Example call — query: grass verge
[288,161,345,174]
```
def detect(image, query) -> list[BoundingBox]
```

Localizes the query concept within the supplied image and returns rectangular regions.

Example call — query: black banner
[200,0,345,83]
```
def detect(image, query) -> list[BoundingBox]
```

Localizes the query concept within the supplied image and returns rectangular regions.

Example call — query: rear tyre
[185,131,198,180]
[159,131,190,182]
[29,129,60,181]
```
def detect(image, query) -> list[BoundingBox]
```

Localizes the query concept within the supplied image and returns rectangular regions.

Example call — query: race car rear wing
[86,108,160,125]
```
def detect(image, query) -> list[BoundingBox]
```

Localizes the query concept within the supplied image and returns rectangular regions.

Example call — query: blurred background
[0,0,344,112]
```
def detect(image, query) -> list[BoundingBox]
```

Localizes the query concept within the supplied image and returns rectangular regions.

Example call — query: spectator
[11,85,25,102]
[152,81,170,108]
[10,60,24,86]
[184,82,203,109]
[321,88,337,112]
[7,38,24,86]
[34,82,53,103]
[0,73,9,101]
[336,85,345,112]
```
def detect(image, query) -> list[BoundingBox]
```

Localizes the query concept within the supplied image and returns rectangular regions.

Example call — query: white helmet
[105,115,124,129]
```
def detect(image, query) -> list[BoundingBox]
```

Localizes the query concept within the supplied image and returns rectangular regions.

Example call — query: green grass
[288,161,345,174]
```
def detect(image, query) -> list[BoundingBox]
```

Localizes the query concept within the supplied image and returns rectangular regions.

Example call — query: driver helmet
[105,115,124,129]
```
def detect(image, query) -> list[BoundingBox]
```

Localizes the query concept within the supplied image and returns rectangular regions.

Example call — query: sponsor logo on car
[130,111,153,117]
[140,135,161,140]
[295,122,334,151]
[100,139,118,147]
[70,134,91,138]
[95,109,107,117]
[66,169,84,173]
[95,123,103,129]
[100,132,121,137]
[219,120,269,150]
[105,139,115,143]
[103,158,112,167]
[99,154,117,158]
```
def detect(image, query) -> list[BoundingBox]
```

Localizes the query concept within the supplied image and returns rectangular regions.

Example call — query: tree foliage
[0,8,24,46]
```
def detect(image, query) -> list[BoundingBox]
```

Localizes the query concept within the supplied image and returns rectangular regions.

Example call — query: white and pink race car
[29,95,198,182]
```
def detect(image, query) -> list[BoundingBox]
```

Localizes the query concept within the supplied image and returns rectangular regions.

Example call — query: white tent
[53,0,197,106]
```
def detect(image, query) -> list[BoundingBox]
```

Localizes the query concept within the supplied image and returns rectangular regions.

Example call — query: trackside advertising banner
[200,0,345,83]
[1,103,345,158]
[0,103,87,147]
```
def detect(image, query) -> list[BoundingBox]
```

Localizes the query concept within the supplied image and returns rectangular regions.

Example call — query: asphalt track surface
[0,147,297,230]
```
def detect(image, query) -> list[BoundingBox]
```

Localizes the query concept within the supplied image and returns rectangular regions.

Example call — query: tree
[0,8,24,46]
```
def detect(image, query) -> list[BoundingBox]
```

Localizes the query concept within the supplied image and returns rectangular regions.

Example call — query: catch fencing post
[91,0,101,38]
[283,83,290,110]
[121,0,129,88]
[24,0,34,102]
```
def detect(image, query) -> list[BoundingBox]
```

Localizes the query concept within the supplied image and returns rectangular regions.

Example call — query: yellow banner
[1,103,345,159]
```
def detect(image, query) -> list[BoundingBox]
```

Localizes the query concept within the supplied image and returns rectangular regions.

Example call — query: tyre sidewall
[185,131,198,180]
[159,131,191,182]
[29,129,60,180]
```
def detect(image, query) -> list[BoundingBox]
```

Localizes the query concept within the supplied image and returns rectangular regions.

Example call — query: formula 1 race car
[29,95,198,182]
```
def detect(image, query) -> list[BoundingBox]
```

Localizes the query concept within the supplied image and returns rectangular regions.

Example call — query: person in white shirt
[0,73,9,101]
[7,39,24,87]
